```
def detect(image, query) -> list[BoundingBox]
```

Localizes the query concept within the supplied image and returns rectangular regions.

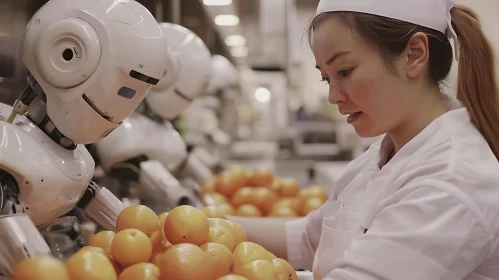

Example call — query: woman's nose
[328,85,346,104]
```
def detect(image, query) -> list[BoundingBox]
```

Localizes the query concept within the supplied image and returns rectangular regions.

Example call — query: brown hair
[308,5,499,160]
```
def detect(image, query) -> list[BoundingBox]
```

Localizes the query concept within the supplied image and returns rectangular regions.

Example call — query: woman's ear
[404,32,430,78]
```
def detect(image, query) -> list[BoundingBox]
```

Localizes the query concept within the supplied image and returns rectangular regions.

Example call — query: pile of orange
[200,167,328,218]
[12,204,298,280]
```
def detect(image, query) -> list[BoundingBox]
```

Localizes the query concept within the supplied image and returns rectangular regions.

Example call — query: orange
[150,230,164,249]
[299,197,325,216]
[111,229,153,267]
[245,170,254,184]
[208,218,247,247]
[236,204,262,217]
[277,178,301,197]
[273,258,299,280]
[308,185,328,200]
[76,247,123,275]
[149,242,170,267]
[209,225,235,251]
[231,166,248,183]
[158,212,169,228]
[164,205,210,246]
[217,276,249,280]
[77,246,107,256]
[204,192,230,205]
[225,220,248,247]
[116,205,160,236]
[273,198,300,213]
[216,170,246,197]
[232,242,274,268]
[230,187,253,207]
[200,243,234,279]
[88,231,115,255]
[234,260,277,280]
[269,178,282,192]
[299,186,328,202]
[247,169,274,187]
[269,206,298,217]
[159,243,214,280]
[110,258,124,276]
[66,250,117,280]
[119,263,159,280]
[248,187,279,215]
[217,203,236,216]
[203,206,228,219]
[12,256,69,280]
[200,178,216,195]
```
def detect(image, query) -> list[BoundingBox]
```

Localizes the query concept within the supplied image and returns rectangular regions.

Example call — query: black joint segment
[77,181,101,208]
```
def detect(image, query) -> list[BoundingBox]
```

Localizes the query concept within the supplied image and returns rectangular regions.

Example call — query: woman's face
[312,17,412,138]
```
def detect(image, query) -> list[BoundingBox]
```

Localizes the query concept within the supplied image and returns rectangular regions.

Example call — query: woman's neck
[389,88,449,153]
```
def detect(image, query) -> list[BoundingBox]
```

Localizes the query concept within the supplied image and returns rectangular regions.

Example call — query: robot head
[145,23,212,120]
[20,0,169,144]
[205,55,240,95]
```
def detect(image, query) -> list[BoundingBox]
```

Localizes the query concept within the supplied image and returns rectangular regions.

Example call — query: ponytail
[451,5,499,160]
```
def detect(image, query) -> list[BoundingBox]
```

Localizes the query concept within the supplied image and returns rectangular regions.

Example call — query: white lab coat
[286,95,499,280]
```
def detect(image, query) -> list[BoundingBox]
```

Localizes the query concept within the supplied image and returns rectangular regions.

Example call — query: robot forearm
[0,215,51,278]
[181,152,214,185]
[77,182,124,231]
[139,160,201,209]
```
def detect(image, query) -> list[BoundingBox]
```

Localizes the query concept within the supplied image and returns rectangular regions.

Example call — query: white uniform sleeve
[286,202,331,270]
[325,186,490,280]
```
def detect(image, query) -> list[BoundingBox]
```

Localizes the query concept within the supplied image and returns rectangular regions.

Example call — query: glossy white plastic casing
[96,112,188,174]
[145,22,212,120]
[21,0,168,144]
[0,215,51,277]
[205,54,240,95]
[0,103,94,227]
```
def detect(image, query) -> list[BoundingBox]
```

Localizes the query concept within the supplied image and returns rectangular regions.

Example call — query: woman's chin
[353,126,382,139]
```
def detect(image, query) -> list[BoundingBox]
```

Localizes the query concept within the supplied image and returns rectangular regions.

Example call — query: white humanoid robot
[94,23,213,212]
[0,0,168,277]
[182,54,240,171]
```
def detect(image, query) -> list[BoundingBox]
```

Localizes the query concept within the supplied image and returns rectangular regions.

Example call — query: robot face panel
[145,23,212,120]
[21,0,169,144]
[205,54,240,95]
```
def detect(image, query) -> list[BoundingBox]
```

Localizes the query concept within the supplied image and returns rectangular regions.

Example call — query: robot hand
[139,160,203,210]
[39,216,84,261]
[180,151,216,185]
[0,215,51,278]
[77,182,125,231]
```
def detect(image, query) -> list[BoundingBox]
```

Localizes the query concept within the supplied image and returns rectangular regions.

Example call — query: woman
[237,0,499,279]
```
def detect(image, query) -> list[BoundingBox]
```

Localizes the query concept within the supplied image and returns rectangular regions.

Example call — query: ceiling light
[214,14,239,26]
[203,0,232,5]
[230,46,248,57]
[225,35,246,47]
[255,87,271,103]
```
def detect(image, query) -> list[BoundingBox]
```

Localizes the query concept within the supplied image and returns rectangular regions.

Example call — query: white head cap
[316,0,459,60]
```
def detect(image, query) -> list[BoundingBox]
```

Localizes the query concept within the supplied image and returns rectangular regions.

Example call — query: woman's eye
[338,68,354,78]
[320,77,330,85]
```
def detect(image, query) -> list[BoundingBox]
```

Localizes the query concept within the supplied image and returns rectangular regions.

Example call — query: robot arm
[139,160,203,210]
[77,182,124,231]
[180,152,215,185]
[0,215,51,278]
